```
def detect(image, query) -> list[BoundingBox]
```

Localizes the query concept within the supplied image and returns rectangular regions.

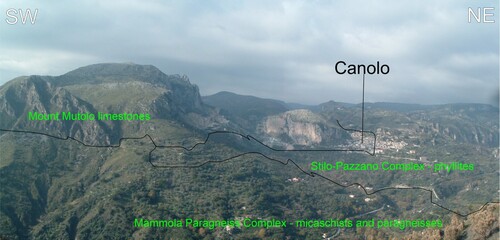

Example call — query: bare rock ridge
[261,109,341,147]
[0,63,224,143]
[0,63,498,239]
[0,76,110,145]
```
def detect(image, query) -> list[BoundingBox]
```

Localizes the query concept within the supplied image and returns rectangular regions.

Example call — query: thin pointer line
[362,73,365,143]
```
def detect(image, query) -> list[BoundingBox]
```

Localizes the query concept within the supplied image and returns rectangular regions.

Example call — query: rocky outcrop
[0,76,111,145]
[260,109,349,147]
[262,109,323,145]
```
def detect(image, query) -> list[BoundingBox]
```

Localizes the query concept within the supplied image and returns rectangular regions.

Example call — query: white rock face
[261,109,324,145]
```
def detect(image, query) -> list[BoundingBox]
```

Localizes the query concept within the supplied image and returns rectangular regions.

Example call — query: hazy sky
[0,0,498,105]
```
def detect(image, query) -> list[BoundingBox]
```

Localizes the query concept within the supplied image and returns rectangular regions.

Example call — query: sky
[0,0,498,106]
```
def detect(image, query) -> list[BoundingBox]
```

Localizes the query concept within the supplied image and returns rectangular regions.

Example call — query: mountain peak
[50,63,173,87]
[64,62,159,76]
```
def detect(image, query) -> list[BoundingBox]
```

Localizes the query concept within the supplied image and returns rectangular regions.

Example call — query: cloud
[0,0,498,105]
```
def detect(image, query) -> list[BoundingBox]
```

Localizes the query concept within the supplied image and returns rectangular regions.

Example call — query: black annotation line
[0,126,497,217]
[0,120,376,154]
[155,120,376,155]
[361,73,366,143]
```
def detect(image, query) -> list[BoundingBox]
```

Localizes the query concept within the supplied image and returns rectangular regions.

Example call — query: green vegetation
[0,63,498,239]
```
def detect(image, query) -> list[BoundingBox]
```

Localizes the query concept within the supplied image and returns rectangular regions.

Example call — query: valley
[0,63,498,239]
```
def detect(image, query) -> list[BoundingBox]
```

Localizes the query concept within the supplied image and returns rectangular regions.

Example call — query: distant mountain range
[1,63,498,239]
[204,89,499,148]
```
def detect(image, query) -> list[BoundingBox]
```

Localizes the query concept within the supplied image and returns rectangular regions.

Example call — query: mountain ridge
[0,63,498,239]
[204,91,499,110]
